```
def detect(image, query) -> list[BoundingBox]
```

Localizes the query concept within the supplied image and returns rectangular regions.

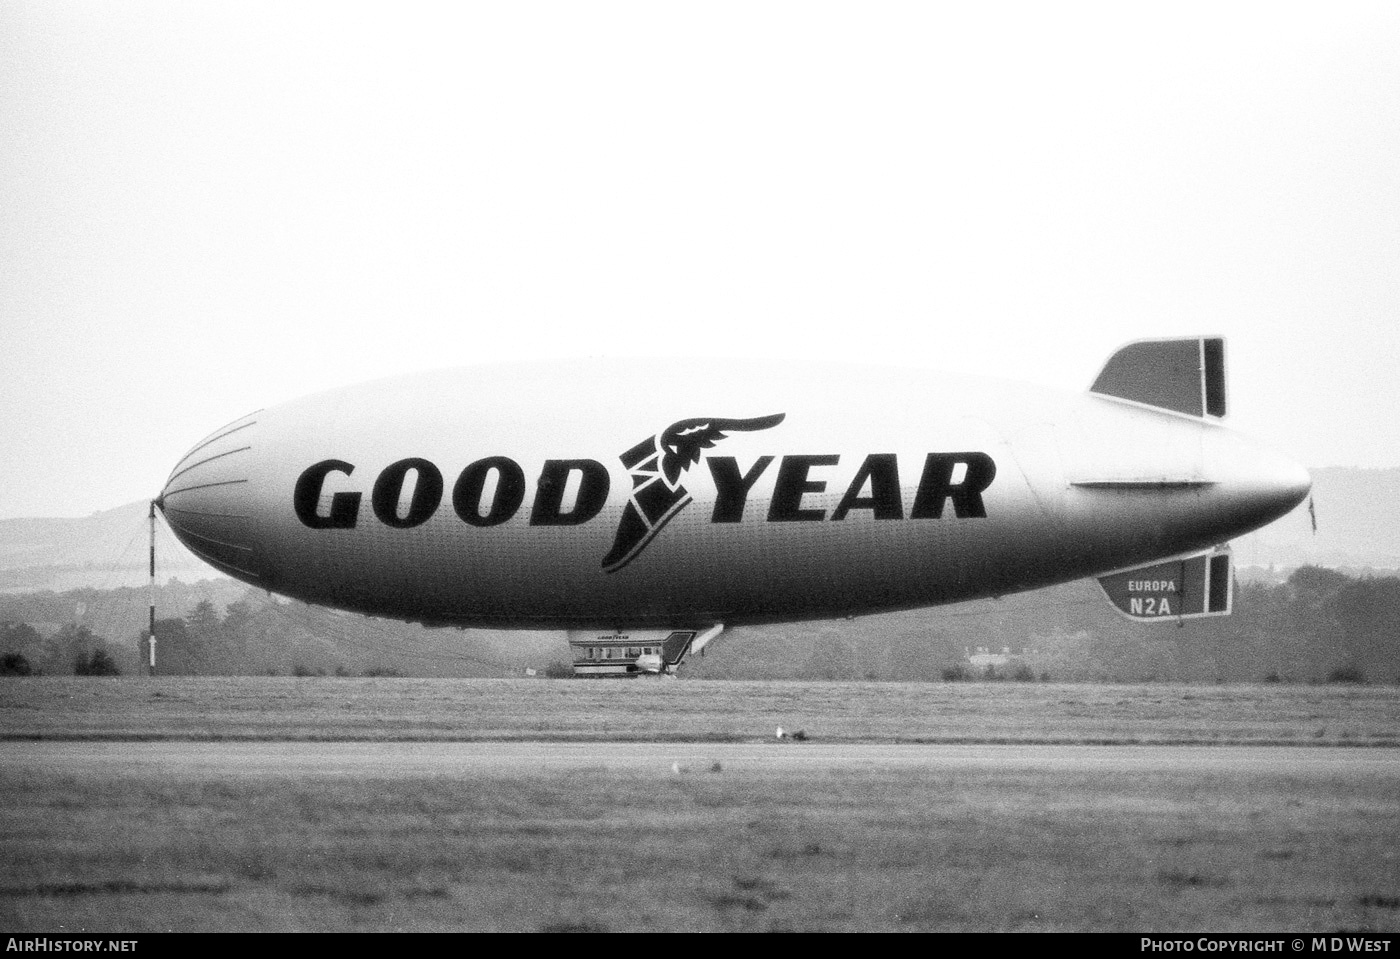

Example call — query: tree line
[0,589,507,678]
[1,566,1398,681]
[690,565,1400,683]
[0,621,121,676]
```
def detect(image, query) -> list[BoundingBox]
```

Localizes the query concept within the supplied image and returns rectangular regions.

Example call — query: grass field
[1,678,1397,932]
[2,676,1399,745]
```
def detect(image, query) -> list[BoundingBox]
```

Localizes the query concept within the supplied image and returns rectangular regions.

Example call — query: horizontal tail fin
[1091,337,1226,418]
[1097,546,1233,622]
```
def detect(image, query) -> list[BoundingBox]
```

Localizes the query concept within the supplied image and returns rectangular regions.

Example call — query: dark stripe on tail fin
[1203,338,1227,417]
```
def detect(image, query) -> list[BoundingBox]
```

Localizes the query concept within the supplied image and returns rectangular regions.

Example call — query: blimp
[157,337,1310,676]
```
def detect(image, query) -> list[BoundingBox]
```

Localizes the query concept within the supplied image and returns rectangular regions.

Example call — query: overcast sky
[2,2,1398,519]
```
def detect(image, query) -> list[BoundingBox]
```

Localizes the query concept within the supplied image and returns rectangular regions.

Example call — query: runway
[5,740,1397,778]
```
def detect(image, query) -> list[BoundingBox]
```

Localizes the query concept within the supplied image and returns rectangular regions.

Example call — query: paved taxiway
[4,741,1397,778]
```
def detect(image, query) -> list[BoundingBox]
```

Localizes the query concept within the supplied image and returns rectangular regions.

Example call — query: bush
[1010,663,1035,682]
[74,648,120,676]
[543,661,574,679]
[1,653,33,676]
[940,664,969,682]
[1326,664,1367,684]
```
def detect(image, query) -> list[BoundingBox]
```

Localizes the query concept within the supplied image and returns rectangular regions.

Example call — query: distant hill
[0,501,209,591]
[1232,467,1400,573]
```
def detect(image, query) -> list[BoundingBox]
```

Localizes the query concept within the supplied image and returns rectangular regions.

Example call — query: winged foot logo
[601,414,786,573]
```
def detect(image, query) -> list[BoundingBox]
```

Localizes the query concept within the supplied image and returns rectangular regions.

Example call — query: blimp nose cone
[158,412,263,583]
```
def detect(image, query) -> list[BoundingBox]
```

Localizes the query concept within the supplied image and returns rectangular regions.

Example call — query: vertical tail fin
[1091,337,1227,418]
